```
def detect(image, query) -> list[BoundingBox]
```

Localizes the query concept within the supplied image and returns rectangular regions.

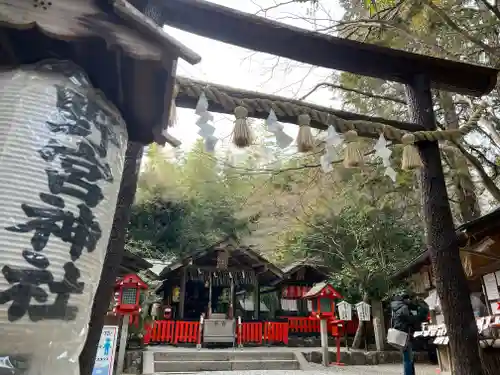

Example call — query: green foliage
[126,140,250,259]
[280,204,423,301]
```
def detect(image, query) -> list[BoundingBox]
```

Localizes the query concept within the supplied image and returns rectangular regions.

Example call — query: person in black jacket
[391,293,417,375]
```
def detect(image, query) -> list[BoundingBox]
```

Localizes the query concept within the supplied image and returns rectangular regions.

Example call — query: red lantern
[114,274,148,315]
[303,282,342,320]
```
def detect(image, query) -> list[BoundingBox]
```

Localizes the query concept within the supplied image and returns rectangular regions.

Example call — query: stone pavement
[189,363,439,375]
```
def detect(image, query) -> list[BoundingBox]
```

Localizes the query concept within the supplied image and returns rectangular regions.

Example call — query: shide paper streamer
[0,60,128,375]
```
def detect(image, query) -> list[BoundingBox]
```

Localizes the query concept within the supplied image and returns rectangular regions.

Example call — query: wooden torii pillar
[137,1,498,373]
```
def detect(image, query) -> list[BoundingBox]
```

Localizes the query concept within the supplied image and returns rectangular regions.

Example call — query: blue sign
[92,325,118,375]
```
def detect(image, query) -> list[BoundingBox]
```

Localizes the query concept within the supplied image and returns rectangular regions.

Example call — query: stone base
[123,350,143,374]
[303,349,430,366]
[287,335,345,347]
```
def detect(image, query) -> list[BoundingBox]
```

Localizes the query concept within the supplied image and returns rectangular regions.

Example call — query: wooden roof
[150,0,498,96]
[303,282,342,300]
[119,249,153,276]
[0,0,200,145]
[158,237,283,285]
[392,208,500,280]
[274,259,329,286]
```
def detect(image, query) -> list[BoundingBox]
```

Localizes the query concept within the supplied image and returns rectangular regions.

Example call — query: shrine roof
[392,207,500,281]
[157,237,284,285]
[119,249,153,276]
[303,282,343,300]
[281,259,328,277]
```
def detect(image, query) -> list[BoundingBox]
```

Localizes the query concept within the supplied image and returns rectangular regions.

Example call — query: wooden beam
[151,0,498,96]
[79,142,144,375]
[176,76,424,133]
[113,0,201,64]
[179,266,187,319]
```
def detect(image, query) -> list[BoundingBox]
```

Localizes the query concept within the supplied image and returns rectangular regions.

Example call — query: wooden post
[229,274,235,319]
[208,272,213,318]
[79,142,143,375]
[253,282,260,320]
[116,314,131,375]
[179,267,187,319]
[320,318,329,367]
[405,74,483,375]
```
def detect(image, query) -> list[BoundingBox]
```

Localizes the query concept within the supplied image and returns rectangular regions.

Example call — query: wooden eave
[0,0,200,145]
[152,0,498,96]
[119,249,152,276]
[158,238,283,285]
[392,208,500,280]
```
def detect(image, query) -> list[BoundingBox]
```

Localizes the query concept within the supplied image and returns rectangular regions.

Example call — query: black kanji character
[0,266,53,322]
[0,264,82,322]
[49,262,84,295]
[47,86,120,158]
[6,193,102,260]
[28,262,83,321]
[6,193,64,251]
[22,249,50,269]
[40,139,113,182]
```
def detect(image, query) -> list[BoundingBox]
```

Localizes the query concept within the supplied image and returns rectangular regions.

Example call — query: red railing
[144,320,199,345]
[144,317,357,347]
[151,320,176,343]
[174,321,200,344]
[240,322,263,344]
[263,321,289,345]
[286,316,320,333]
[280,316,359,336]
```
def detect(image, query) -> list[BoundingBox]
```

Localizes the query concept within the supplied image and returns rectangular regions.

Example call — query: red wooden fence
[263,321,289,344]
[174,321,200,344]
[240,322,263,344]
[280,316,358,336]
[144,317,357,346]
[144,320,199,344]
[286,316,320,333]
[151,320,176,343]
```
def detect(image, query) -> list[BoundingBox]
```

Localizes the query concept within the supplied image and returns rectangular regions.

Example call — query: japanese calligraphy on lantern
[337,301,353,321]
[0,61,127,373]
[356,302,371,322]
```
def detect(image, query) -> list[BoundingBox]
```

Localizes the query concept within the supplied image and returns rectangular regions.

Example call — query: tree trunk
[79,142,144,375]
[439,91,481,222]
[406,76,483,375]
[352,292,369,349]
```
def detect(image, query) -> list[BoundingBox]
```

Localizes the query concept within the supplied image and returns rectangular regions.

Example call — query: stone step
[154,359,300,372]
[153,350,296,362]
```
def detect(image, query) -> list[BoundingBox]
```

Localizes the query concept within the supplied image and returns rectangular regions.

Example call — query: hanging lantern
[217,250,229,269]
[337,301,353,321]
[356,302,372,322]
[172,286,180,302]
[0,60,128,372]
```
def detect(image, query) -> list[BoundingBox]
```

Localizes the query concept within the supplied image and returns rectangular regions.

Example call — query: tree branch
[423,0,500,58]
[299,81,406,104]
[453,141,500,202]
[477,0,500,21]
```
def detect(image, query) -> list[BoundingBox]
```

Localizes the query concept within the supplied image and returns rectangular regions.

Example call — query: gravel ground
[190,363,439,375]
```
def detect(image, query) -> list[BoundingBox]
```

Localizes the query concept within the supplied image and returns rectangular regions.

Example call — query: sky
[163,0,345,152]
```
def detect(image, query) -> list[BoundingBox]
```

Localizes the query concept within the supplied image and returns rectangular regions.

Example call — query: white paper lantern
[0,60,127,375]
[356,301,372,322]
[337,301,353,321]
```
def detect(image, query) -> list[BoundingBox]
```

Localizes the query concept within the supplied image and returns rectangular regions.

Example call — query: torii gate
[130,1,497,374]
